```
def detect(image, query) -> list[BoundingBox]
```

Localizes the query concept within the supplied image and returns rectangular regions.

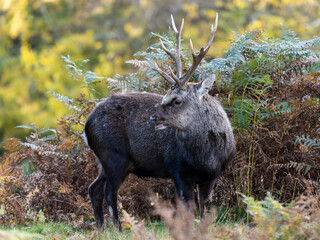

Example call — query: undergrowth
[1,193,319,240]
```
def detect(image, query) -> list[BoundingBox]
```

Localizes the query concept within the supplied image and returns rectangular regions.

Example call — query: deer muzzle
[150,114,168,131]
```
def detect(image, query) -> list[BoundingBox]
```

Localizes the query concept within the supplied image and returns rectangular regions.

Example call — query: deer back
[85,92,177,178]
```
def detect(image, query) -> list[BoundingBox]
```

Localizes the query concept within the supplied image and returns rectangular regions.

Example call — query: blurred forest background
[1,0,320,151]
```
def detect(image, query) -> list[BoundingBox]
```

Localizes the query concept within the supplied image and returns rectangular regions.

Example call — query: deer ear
[197,74,215,99]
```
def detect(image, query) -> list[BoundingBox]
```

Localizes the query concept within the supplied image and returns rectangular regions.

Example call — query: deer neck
[175,99,227,171]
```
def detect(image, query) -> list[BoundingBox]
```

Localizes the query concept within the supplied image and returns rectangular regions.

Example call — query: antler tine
[179,13,218,86]
[170,14,179,33]
[204,13,218,52]
[159,39,175,59]
[171,15,184,79]
[157,14,217,87]
[157,15,184,86]
[169,67,180,82]
[153,63,177,86]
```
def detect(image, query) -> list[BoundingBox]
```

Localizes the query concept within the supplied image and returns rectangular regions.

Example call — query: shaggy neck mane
[175,97,227,171]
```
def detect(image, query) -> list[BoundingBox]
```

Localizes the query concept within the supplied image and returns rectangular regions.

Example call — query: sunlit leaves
[124,23,144,38]
[61,55,104,98]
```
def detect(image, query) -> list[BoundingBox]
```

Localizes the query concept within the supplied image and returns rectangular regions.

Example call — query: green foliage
[289,162,312,176]
[266,102,292,117]
[0,229,42,240]
[2,0,320,145]
[62,55,105,99]
[295,134,320,150]
[21,221,77,235]
[207,26,320,80]
[16,125,59,142]
[243,193,320,239]
[47,91,82,112]
[243,192,290,222]
[16,124,66,159]
[123,30,189,94]
[1,221,90,240]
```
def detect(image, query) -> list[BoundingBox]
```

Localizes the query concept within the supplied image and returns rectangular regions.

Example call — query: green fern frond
[289,161,313,175]
[295,135,320,149]
[16,125,37,131]
[47,90,81,112]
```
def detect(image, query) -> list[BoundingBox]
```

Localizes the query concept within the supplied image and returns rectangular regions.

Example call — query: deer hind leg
[104,183,121,231]
[88,170,106,229]
[102,151,130,231]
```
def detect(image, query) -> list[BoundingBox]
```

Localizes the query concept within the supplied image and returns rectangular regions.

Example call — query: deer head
[152,14,218,131]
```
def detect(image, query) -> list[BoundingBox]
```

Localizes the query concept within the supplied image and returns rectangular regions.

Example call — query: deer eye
[173,99,182,106]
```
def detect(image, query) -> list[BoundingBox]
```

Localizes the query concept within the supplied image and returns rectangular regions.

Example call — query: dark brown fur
[85,14,235,231]
[85,79,236,230]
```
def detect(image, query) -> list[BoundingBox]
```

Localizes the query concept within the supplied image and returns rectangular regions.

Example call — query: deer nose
[150,114,158,122]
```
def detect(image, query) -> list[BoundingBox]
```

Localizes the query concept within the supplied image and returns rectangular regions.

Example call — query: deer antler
[153,15,184,86]
[154,13,218,88]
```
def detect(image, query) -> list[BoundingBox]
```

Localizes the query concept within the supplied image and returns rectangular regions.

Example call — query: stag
[84,14,236,231]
